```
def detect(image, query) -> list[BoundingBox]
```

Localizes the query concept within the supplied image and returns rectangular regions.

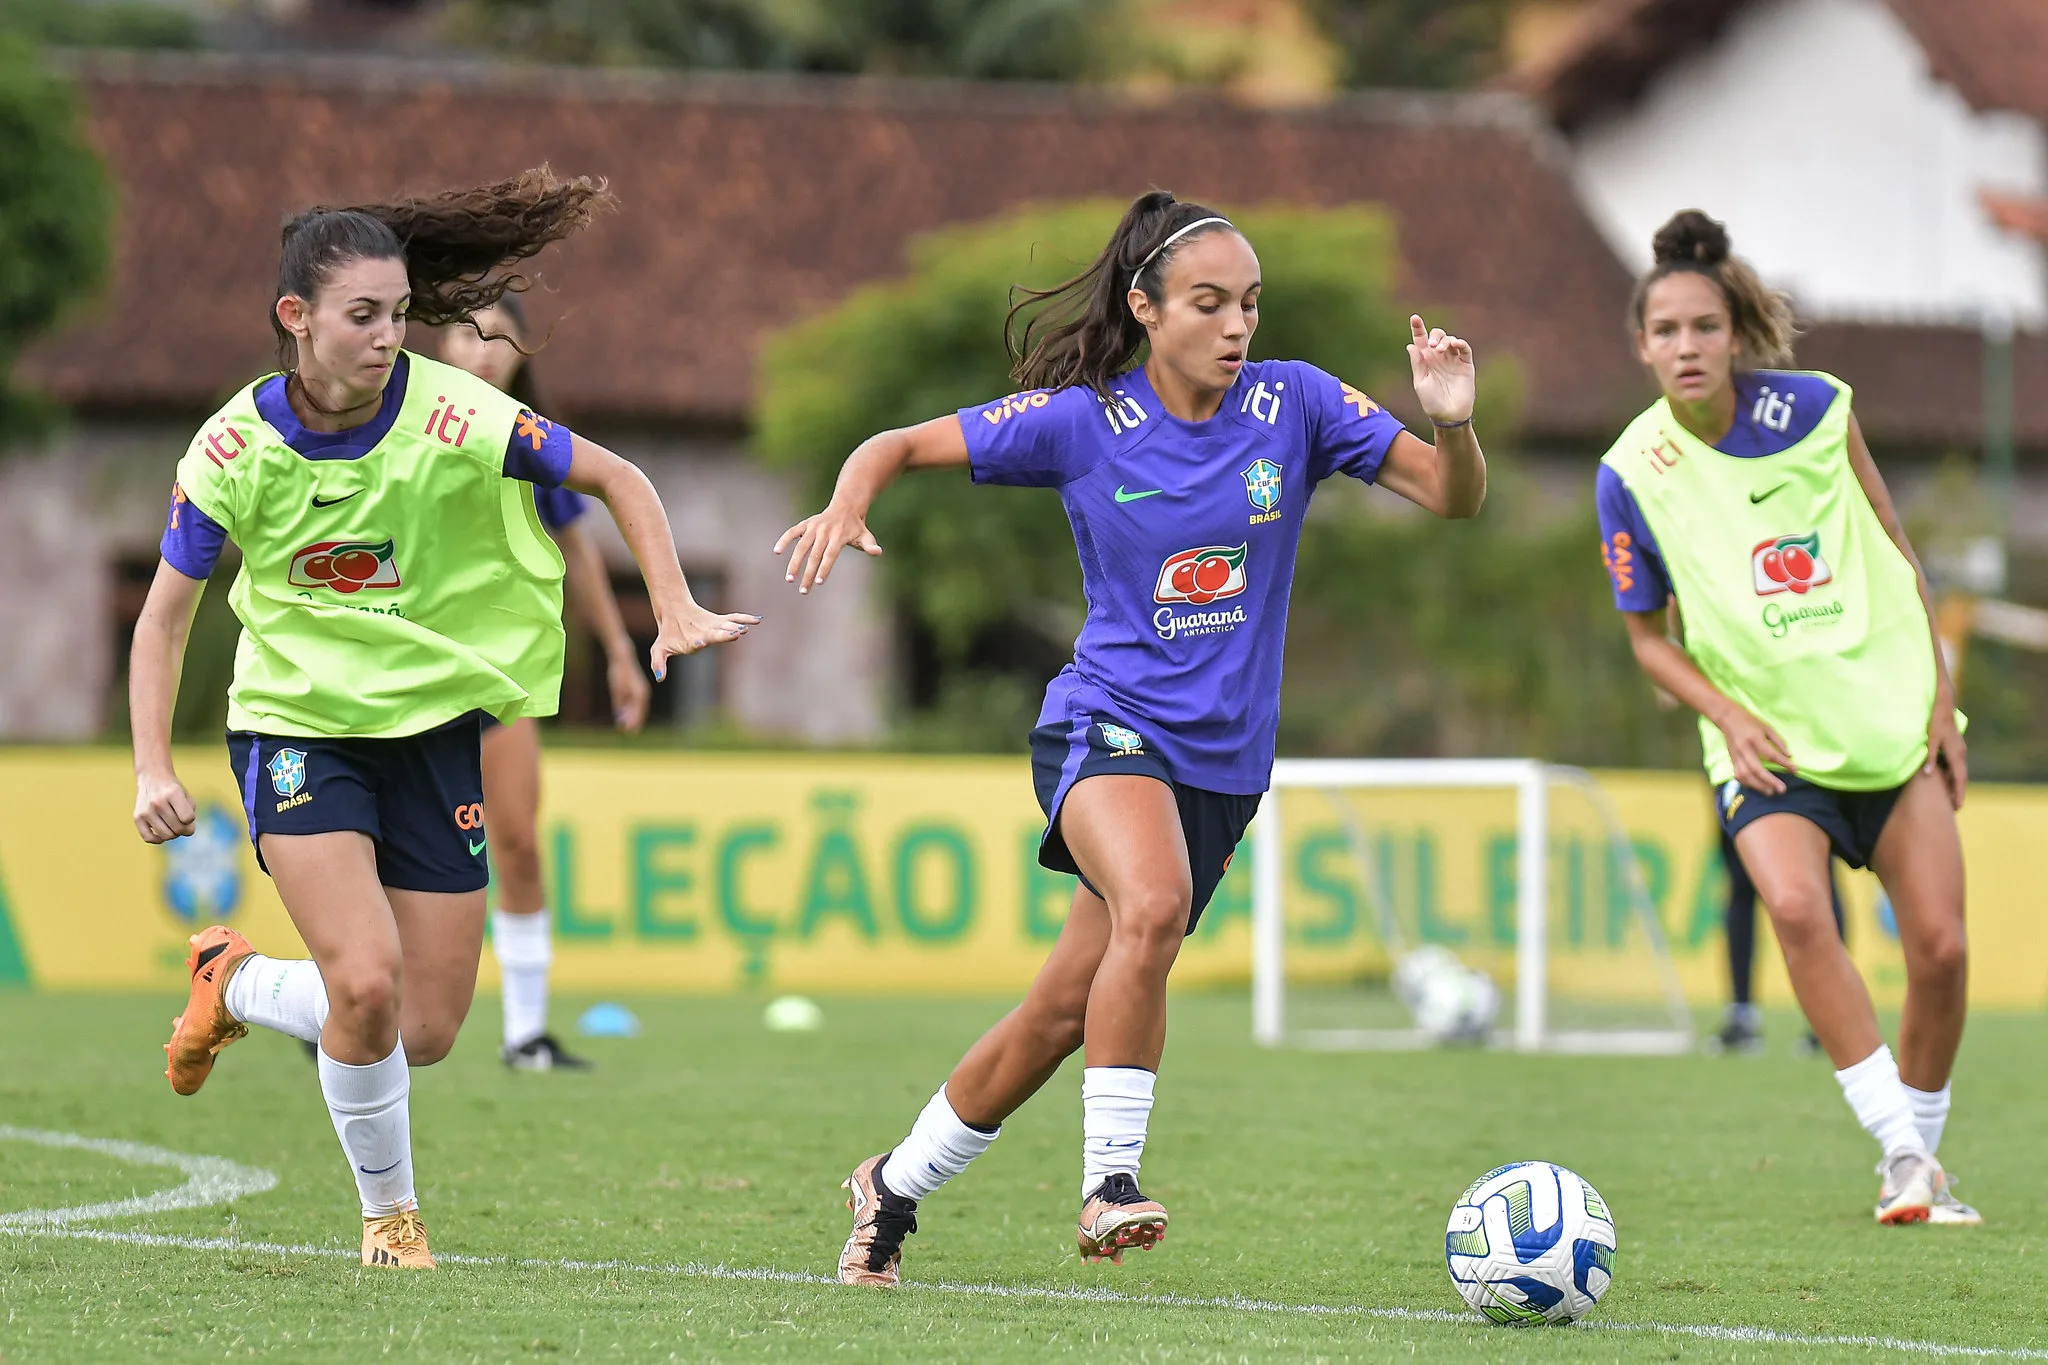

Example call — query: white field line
[2,1129,2043,1360]
[0,1125,276,1227]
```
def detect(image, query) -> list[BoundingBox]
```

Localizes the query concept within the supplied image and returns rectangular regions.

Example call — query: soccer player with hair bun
[778,188,1488,1284]
[1596,209,1976,1225]
[131,169,756,1268]
[440,293,653,1073]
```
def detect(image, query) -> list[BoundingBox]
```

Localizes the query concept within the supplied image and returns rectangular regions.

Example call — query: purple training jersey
[962,359,1407,794]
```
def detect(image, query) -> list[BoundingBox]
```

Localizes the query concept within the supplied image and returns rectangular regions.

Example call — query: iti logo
[979,391,1052,426]
[1751,532,1832,596]
[1239,378,1284,425]
[1155,544,1248,606]
[424,394,477,448]
[196,416,248,469]
[1098,723,1144,753]
[1241,459,1282,512]
[1752,384,1797,434]
[288,538,400,594]
[1100,388,1149,436]
[268,748,308,799]
[161,803,243,924]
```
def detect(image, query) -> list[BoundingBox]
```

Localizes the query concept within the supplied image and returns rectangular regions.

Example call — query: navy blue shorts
[1028,714,1261,934]
[1716,773,1904,871]
[228,712,490,893]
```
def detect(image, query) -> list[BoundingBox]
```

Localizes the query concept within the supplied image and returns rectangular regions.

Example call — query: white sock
[223,955,329,1043]
[318,1040,417,1218]
[1903,1081,1952,1157]
[492,909,552,1050]
[878,1086,999,1202]
[1081,1066,1156,1200]
[1835,1045,1928,1161]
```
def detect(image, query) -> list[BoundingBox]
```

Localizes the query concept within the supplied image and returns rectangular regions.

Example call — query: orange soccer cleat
[362,1207,436,1268]
[1077,1174,1169,1264]
[162,925,254,1096]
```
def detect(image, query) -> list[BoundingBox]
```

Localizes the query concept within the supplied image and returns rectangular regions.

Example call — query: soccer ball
[1445,1161,1616,1325]
[1393,946,1500,1044]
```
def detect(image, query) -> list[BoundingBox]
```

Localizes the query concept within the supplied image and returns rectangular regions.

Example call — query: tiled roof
[1514,0,2048,131]
[23,52,1648,440]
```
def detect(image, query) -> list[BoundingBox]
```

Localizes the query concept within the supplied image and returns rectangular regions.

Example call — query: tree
[1303,0,1514,89]
[0,31,112,441]
[0,0,199,49]
[442,0,1126,78]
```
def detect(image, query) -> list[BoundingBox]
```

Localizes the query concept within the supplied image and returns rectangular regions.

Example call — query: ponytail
[1005,190,1237,398]
[1630,209,1797,368]
[272,165,612,369]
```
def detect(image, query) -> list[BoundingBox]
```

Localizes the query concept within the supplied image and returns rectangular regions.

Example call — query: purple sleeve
[502,409,574,488]
[160,482,227,580]
[961,387,1096,487]
[534,484,589,532]
[1301,364,1404,485]
[1595,464,1672,611]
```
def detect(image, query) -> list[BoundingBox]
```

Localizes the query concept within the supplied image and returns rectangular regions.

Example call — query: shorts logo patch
[268,748,307,799]
[1719,779,1745,820]
[453,803,485,831]
[1098,723,1144,754]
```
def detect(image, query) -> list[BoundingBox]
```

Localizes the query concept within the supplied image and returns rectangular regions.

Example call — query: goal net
[1251,759,1693,1054]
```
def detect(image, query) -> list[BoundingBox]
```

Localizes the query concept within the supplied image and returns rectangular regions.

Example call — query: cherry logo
[288,538,401,594]
[1751,532,1832,597]
[1155,544,1248,605]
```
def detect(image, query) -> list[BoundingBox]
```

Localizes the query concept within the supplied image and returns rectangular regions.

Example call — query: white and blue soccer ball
[1445,1161,1616,1326]
[1393,946,1500,1044]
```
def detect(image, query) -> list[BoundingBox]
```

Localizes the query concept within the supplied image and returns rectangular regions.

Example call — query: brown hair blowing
[271,166,613,369]
[1631,209,1797,369]
[1004,189,1237,399]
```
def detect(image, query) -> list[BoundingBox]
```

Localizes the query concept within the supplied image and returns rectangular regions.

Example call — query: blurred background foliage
[753,199,1700,765]
[0,28,112,444]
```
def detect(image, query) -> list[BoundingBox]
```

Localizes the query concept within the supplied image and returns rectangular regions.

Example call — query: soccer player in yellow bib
[1597,211,1975,1226]
[129,170,757,1268]
[442,295,651,1072]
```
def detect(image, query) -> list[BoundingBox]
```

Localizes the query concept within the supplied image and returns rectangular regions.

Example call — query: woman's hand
[1714,706,1795,796]
[606,646,653,732]
[649,602,759,682]
[135,769,197,844]
[1407,314,1476,425]
[1926,698,1968,810]
[775,501,882,594]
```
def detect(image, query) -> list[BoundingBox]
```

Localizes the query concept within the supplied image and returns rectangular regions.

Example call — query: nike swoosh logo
[359,1160,402,1175]
[469,839,487,856]
[1749,484,1789,504]
[1114,486,1163,504]
[311,490,363,508]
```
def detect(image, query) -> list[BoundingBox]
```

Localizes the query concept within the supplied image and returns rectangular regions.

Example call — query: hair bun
[1652,209,1730,267]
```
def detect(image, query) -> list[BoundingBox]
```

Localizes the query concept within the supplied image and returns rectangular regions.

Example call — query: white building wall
[1570,0,2048,325]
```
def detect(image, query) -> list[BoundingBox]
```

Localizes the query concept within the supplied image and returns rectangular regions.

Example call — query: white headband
[1130,216,1233,291]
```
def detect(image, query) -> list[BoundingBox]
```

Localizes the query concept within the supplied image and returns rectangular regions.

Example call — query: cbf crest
[268,747,308,799]
[1098,723,1145,754]
[1242,459,1283,513]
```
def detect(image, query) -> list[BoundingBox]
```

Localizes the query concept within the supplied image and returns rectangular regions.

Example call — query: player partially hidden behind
[441,295,653,1071]
[1597,210,1975,1225]
[131,170,755,1268]
[778,190,1487,1284]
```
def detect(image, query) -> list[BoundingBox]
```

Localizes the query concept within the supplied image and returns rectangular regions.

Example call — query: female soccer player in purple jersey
[442,297,652,1071]
[777,190,1486,1284]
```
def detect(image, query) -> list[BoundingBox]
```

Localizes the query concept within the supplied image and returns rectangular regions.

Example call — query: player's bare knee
[1764,892,1838,952]
[404,1024,458,1066]
[494,829,542,887]
[1915,925,1968,986]
[1112,887,1191,962]
[324,961,401,1034]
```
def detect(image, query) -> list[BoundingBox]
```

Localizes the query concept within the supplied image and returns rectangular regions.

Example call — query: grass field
[1,992,2044,1363]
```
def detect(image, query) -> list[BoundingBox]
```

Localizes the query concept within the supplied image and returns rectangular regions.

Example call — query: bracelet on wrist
[1431,415,1473,430]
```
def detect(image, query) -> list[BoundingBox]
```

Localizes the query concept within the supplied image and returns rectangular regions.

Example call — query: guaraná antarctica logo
[161,803,243,925]
[288,538,400,594]
[1153,543,1250,641]
[1751,531,1832,597]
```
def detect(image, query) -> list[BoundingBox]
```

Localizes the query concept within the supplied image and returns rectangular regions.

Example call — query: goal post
[1251,758,1693,1055]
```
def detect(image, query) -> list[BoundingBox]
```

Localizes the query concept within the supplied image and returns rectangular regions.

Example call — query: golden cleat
[1077,1174,1168,1263]
[163,926,253,1096]
[362,1208,435,1268]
